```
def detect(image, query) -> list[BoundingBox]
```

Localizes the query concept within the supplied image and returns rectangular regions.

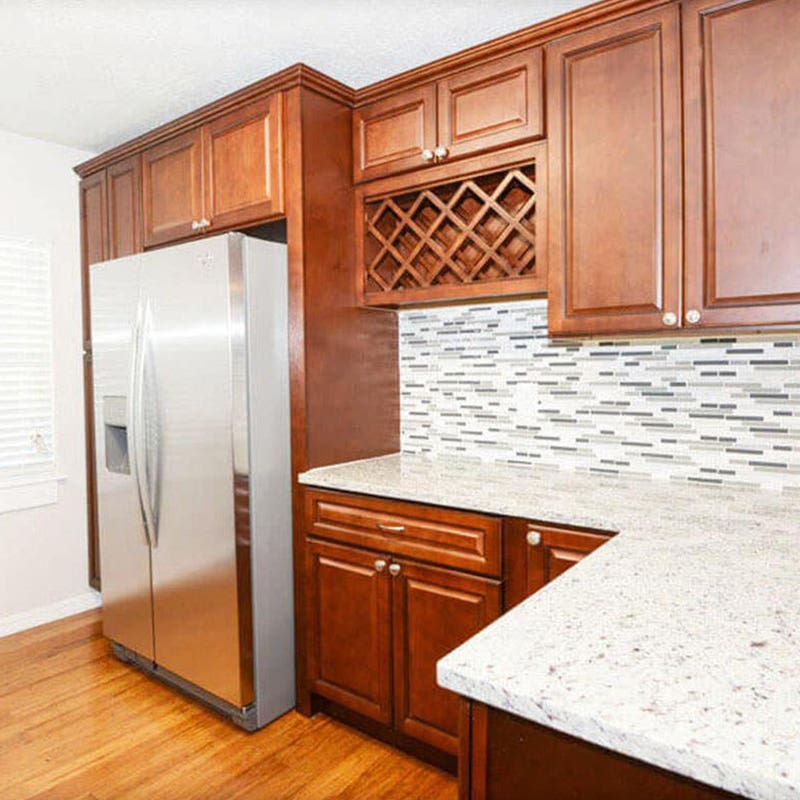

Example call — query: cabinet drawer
[304,489,501,577]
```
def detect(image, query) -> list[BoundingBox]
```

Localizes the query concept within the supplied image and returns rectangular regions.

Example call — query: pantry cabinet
[353,48,544,183]
[142,95,284,247]
[682,0,800,329]
[546,5,683,336]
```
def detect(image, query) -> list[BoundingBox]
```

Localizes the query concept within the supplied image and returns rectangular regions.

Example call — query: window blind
[0,236,56,481]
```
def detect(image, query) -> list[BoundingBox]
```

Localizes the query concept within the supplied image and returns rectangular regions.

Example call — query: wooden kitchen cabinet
[353,85,437,183]
[436,49,544,163]
[682,0,800,329]
[503,519,613,611]
[107,155,143,258]
[204,94,284,230]
[392,559,501,754]
[547,5,683,336]
[142,129,204,248]
[306,538,393,723]
[142,94,285,248]
[354,48,544,183]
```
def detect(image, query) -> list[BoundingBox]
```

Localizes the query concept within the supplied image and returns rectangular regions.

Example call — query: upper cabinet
[353,48,544,183]
[142,94,285,248]
[107,155,143,258]
[682,0,800,329]
[436,49,544,164]
[142,129,204,248]
[353,85,437,183]
[546,6,683,336]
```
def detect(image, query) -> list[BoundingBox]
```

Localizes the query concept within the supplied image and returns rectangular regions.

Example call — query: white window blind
[0,236,56,482]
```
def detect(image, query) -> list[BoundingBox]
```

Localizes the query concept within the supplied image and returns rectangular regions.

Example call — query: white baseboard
[0,590,102,638]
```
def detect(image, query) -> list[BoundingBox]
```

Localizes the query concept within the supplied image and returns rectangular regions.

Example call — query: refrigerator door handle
[128,303,151,547]
[140,301,160,547]
[136,300,158,548]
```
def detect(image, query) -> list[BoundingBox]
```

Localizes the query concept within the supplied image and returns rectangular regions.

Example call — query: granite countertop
[299,452,800,800]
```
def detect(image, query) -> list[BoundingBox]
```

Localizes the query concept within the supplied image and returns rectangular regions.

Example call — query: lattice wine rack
[361,163,543,304]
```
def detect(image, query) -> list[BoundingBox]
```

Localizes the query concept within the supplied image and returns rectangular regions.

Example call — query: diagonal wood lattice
[364,164,537,294]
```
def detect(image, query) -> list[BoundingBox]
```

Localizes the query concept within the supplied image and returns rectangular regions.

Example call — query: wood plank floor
[0,610,456,800]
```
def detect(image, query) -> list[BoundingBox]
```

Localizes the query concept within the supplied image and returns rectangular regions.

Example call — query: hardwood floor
[0,610,456,800]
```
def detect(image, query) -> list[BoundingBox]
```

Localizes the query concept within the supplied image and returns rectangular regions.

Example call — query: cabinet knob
[685,309,702,325]
[526,529,542,547]
[661,312,678,327]
[191,220,202,231]
[421,149,435,163]
[388,563,402,576]
[434,145,449,161]
[374,559,387,572]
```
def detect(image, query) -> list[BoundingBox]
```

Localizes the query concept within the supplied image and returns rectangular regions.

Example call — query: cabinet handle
[374,559,387,572]
[421,149,435,163]
[389,563,402,576]
[685,309,701,324]
[376,522,405,533]
[661,312,677,327]
[199,218,210,229]
[526,529,542,547]
[434,145,449,161]
[191,220,202,231]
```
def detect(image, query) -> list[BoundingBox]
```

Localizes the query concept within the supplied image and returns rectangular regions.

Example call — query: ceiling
[0,0,587,154]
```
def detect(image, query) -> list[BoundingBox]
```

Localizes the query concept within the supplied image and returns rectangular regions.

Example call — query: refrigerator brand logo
[199,251,214,269]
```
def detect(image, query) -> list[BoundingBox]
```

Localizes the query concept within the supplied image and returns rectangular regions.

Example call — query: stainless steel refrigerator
[90,232,294,730]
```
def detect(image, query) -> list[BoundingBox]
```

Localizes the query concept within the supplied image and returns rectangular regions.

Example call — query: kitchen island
[299,452,800,800]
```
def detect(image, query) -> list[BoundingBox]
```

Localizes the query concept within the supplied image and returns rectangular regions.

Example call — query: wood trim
[469,702,489,800]
[74,64,354,177]
[354,0,672,106]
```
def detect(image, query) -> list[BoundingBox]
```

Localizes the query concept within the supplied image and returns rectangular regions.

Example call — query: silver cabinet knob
[191,220,202,231]
[686,309,702,324]
[421,149,435,163]
[374,559,387,572]
[434,145,449,161]
[662,312,678,327]
[388,563,401,576]
[526,529,542,547]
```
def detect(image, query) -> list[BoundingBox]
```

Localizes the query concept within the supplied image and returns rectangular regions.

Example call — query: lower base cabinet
[303,489,614,767]
[462,702,741,800]
[306,536,501,756]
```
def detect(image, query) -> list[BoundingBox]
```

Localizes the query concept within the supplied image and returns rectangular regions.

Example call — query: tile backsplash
[399,299,800,491]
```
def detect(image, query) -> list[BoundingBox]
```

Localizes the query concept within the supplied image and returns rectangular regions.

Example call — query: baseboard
[0,590,102,638]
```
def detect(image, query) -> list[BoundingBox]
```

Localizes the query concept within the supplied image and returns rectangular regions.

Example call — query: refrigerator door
[91,256,155,660]
[139,235,248,707]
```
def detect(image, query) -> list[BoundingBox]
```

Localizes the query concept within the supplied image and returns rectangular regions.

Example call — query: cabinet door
[392,559,501,754]
[547,6,682,336]
[503,519,612,611]
[306,539,392,723]
[79,171,108,589]
[107,156,142,259]
[683,0,800,329]
[437,49,544,162]
[142,128,203,248]
[353,84,437,182]
[204,94,284,230]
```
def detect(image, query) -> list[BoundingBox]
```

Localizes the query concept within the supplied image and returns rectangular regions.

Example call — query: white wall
[0,128,100,635]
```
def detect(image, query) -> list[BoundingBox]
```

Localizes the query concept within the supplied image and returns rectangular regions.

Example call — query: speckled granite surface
[299,453,800,800]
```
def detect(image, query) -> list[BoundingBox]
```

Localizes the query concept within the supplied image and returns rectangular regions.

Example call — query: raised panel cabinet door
[437,48,544,161]
[79,170,109,589]
[306,539,392,723]
[547,6,682,336]
[353,84,437,182]
[107,155,142,259]
[142,128,203,248]
[392,559,501,754]
[204,94,284,230]
[683,0,800,329]
[503,519,613,611]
